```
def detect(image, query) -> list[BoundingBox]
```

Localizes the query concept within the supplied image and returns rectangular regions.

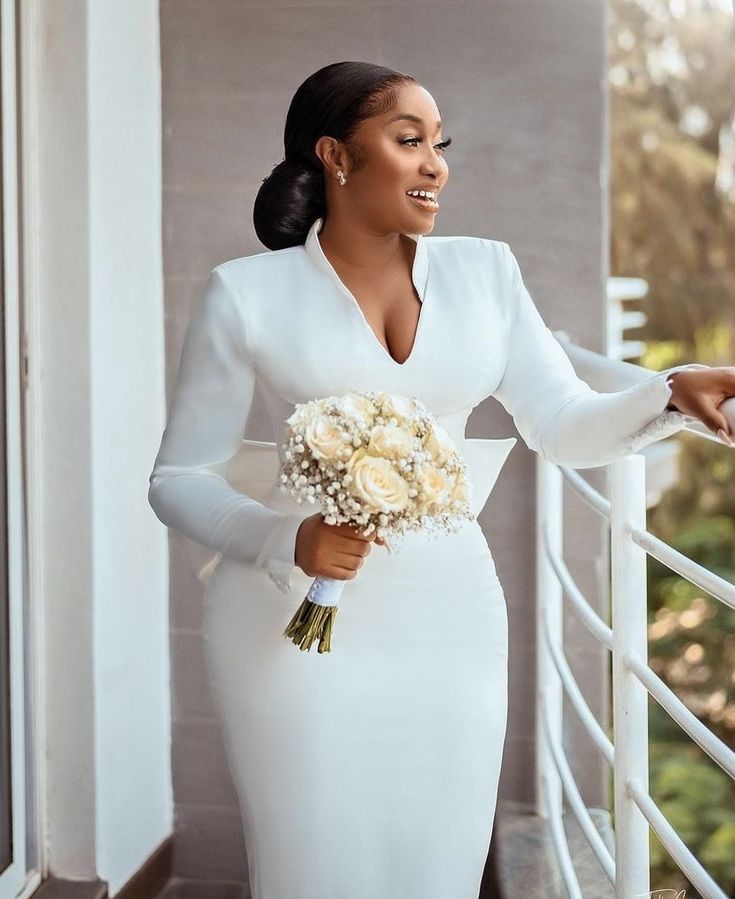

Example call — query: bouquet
[279,390,475,653]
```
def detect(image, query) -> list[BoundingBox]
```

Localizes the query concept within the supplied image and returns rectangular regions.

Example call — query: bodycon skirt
[202,488,509,899]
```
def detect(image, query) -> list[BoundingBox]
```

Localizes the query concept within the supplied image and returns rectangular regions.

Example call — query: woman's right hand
[295,513,386,580]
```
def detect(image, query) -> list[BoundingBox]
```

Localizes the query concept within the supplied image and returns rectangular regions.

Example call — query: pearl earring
[337,170,347,186]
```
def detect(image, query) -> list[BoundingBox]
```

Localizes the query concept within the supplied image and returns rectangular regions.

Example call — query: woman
[148,61,734,899]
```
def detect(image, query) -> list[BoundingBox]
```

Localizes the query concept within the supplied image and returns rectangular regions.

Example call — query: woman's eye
[400,136,453,151]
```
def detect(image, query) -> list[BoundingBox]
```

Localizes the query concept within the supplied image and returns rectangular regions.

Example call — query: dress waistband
[226,435,519,520]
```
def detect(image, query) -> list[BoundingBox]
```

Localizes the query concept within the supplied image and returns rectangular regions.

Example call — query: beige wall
[161,0,609,886]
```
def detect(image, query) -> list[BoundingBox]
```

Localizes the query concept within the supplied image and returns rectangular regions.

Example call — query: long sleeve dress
[148,216,707,899]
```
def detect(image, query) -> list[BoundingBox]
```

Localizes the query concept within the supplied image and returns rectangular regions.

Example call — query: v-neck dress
[148,216,708,899]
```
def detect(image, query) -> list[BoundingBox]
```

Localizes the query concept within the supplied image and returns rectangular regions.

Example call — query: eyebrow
[387,113,442,129]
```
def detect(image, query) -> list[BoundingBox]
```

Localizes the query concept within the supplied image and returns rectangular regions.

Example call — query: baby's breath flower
[279,390,474,548]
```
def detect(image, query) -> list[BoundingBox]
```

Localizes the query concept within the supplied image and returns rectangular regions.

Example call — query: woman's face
[333,83,450,235]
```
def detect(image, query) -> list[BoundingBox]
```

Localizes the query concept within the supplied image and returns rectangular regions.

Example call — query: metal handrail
[536,441,735,898]
[629,779,730,899]
[625,651,735,779]
[559,466,612,520]
[541,523,613,651]
[541,773,584,899]
[630,526,735,610]
[542,607,614,767]
[540,694,616,883]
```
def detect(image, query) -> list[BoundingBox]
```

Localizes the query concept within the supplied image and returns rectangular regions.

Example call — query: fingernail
[717,428,733,447]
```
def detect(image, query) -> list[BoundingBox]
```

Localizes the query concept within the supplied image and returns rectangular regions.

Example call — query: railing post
[611,454,650,897]
[536,455,564,819]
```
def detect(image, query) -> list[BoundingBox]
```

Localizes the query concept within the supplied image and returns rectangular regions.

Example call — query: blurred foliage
[609,0,735,895]
[648,744,735,895]
[610,0,735,345]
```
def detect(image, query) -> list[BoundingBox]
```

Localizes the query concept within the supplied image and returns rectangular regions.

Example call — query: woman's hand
[295,514,386,580]
[666,366,735,446]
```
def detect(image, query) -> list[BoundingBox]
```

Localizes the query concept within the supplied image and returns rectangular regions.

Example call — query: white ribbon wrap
[306,575,347,607]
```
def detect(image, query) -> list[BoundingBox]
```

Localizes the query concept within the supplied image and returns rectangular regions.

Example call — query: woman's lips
[406,194,440,213]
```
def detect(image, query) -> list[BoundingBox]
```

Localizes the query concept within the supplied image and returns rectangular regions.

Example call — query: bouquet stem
[282,575,345,653]
[282,599,338,653]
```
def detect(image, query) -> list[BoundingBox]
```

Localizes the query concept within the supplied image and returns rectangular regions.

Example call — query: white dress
[148,216,706,899]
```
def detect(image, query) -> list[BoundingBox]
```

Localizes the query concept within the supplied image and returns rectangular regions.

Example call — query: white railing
[535,442,735,899]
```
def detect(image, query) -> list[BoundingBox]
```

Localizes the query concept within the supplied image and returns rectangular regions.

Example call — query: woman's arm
[491,241,712,469]
[148,265,304,594]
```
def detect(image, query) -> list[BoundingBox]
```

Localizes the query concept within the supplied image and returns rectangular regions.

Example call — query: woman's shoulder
[211,242,308,287]
[424,232,512,272]
[425,231,505,247]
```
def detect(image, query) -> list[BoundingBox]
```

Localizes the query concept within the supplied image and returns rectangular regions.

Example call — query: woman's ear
[314,135,349,179]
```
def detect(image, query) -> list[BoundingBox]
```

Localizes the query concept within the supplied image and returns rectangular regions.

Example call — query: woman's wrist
[665,372,681,412]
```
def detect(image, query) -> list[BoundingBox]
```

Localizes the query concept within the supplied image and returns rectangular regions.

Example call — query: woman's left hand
[666,366,735,446]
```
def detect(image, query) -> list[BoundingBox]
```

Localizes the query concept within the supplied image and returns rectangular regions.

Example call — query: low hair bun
[253,62,417,251]
[253,158,325,251]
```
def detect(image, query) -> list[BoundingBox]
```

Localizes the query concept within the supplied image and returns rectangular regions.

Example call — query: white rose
[304,415,352,461]
[382,393,420,423]
[450,476,470,504]
[286,407,310,427]
[367,423,415,460]
[347,449,410,513]
[286,399,325,427]
[336,393,377,423]
[417,462,451,510]
[425,424,456,462]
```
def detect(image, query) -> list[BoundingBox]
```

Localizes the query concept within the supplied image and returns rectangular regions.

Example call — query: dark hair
[253,61,417,250]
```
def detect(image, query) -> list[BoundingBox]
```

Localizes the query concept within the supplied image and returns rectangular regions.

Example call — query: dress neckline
[302,216,431,368]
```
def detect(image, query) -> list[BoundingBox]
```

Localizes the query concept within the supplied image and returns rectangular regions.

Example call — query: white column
[611,454,650,897]
[536,456,564,819]
[23,0,170,889]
